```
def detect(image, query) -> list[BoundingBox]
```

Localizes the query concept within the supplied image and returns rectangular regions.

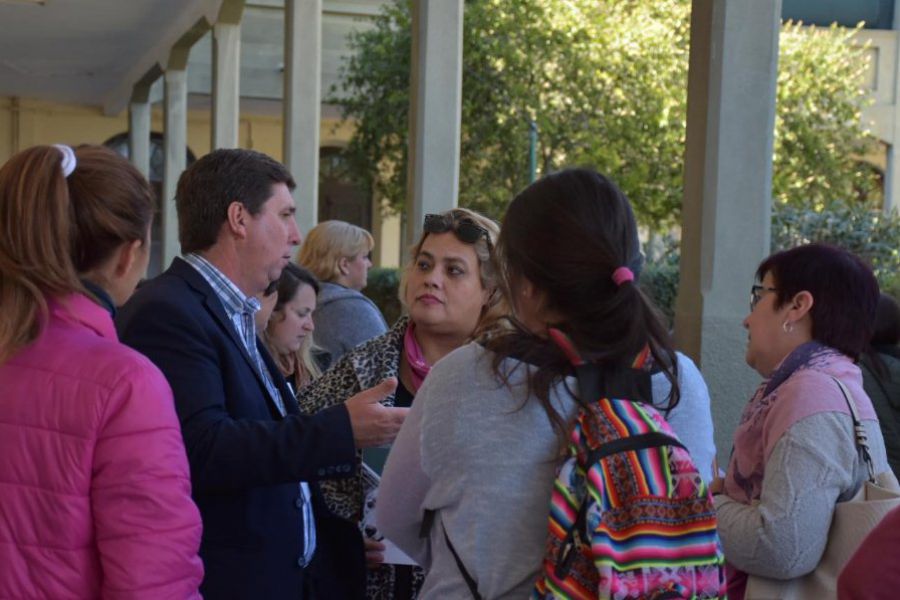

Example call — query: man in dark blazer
[117,149,406,599]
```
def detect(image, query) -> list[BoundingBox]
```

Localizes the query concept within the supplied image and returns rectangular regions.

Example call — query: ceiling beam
[102,0,222,116]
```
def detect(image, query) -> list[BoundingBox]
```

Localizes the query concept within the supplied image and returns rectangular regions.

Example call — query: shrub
[772,203,900,297]
[363,267,403,326]
[635,203,900,322]
[640,255,680,329]
[367,201,900,331]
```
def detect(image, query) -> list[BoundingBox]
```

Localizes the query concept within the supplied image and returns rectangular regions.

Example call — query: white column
[675,0,782,463]
[885,0,900,214]
[212,21,241,150]
[129,98,151,179]
[283,0,322,237]
[128,70,159,178]
[404,0,464,248]
[163,68,188,269]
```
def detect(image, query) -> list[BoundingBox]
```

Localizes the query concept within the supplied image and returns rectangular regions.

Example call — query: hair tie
[612,266,634,286]
[52,144,77,178]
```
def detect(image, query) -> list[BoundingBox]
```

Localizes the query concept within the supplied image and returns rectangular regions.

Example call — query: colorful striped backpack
[533,330,726,600]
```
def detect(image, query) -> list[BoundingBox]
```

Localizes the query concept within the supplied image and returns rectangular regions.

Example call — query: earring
[782,320,794,334]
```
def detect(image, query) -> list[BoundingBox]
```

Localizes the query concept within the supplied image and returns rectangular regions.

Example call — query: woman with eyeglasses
[297,220,387,367]
[708,243,889,599]
[297,207,504,599]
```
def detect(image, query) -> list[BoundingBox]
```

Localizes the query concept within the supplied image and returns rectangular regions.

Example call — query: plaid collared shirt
[183,253,316,565]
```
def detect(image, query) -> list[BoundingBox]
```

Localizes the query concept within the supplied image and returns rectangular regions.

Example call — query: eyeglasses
[423,213,493,251]
[749,284,778,311]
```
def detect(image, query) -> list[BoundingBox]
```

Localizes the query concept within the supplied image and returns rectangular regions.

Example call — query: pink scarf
[725,341,876,504]
[403,322,431,392]
[724,342,877,599]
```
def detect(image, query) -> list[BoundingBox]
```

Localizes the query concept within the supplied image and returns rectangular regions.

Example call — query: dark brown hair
[0,144,154,362]
[757,243,879,360]
[176,148,296,254]
[273,263,320,311]
[872,293,900,348]
[264,263,322,387]
[485,168,679,435]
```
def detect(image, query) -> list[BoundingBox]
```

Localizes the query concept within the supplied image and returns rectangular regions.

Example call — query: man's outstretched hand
[345,377,409,448]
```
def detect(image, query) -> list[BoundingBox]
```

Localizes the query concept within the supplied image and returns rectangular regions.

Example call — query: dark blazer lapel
[169,258,285,416]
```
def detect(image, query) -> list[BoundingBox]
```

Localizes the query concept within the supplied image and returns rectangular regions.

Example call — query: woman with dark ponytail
[378,168,724,599]
[0,145,203,598]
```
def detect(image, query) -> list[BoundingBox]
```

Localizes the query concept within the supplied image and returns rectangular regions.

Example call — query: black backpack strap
[575,362,654,408]
[586,430,685,465]
[419,508,435,540]
[442,521,483,600]
[419,509,482,599]
[554,430,686,579]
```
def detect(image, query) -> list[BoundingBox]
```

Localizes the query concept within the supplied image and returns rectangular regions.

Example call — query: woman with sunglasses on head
[297,207,504,599]
[708,243,889,599]
[0,145,203,598]
[378,169,725,599]
[297,220,387,367]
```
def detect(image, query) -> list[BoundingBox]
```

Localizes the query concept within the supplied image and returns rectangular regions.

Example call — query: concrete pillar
[404,0,464,249]
[159,19,209,269]
[212,1,245,151]
[163,67,188,268]
[283,0,322,237]
[128,67,161,179]
[212,21,241,150]
[129,98,152,179]
[675,0,781,463]
[884,0,900,214]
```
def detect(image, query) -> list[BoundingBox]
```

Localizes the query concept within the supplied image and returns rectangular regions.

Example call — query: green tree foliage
[639,203,900,321]
[774,22,880,209]
[772,204,900,296]
[332,0,878,230]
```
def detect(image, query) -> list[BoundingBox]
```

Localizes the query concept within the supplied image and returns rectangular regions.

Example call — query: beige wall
[0,97,131,161]
[0,96,400,267]
[0,96,352,164]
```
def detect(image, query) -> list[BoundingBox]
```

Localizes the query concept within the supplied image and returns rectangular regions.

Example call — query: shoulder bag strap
[831,376,876,481]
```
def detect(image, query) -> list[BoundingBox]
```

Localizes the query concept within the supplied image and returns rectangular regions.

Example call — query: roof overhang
[0,0,223,115]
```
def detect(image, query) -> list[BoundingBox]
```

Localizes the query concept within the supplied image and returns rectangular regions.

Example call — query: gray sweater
[313,281,388,366]
[653,351,717,482]
[715,413,888,580]
[377,343,718,599]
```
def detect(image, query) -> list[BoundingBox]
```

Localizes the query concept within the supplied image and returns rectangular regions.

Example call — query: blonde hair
[400,207,507,336]
[296,220,374,283]
[262,329,322,392]
[0,145,154,363]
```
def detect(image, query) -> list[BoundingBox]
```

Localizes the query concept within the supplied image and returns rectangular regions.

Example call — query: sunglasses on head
[423,213,493,250]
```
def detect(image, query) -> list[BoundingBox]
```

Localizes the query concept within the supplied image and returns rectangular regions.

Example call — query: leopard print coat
[298,316,406,520]
[298,317,423,598]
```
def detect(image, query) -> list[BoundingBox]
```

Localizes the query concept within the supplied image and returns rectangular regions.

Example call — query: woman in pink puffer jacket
[0,145,204,598]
